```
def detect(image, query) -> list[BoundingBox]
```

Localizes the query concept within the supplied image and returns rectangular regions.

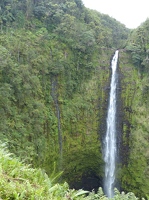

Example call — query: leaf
[71,189,89,198]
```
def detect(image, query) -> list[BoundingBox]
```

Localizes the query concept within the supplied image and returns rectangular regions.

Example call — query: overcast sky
[82,0,149,29]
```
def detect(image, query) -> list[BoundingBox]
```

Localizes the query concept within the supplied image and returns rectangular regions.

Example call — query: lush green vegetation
[0,143,142,199]
[0,0,129,181]
[119,19,149,199]
[1,0,149,199]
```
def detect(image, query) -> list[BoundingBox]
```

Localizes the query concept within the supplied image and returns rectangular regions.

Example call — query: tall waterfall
[104,50,119,198]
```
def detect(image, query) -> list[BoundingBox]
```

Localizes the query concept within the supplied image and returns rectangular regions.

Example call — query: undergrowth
[0,142,145,200]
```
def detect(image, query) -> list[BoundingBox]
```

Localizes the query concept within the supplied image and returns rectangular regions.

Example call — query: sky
[82,0,149,29]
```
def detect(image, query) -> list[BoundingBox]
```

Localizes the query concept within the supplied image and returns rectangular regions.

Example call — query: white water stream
[104,50,119,198]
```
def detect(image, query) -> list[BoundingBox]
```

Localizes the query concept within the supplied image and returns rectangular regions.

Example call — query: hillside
[120,19,149,198]
[0,0,128,177]
[1,0,149,199]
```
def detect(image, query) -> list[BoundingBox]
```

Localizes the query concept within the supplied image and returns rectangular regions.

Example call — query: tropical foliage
[0,143,143,199]
[1,0,149,199]
[0,0,129,181]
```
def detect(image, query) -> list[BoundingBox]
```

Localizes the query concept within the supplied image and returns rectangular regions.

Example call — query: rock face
[62,50,128,192]
[116,51,149,198]
[118,52,135,167]
[62,49,114,191]
[64,50,144,196]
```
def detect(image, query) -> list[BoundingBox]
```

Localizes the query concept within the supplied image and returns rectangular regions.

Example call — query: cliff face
[61,50,137,193]
[117,51,149,198]
[0,0,129,176]
[68,49,149,198]
[2,0,149,198]
[61,49,113,191]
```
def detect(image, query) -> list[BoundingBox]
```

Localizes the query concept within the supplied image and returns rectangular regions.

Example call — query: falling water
[104,50,119,198]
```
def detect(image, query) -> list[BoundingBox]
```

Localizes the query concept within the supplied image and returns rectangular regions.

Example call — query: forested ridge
[0,0,149,199]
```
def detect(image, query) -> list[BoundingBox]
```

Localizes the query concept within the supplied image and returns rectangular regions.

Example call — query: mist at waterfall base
[103,51,119,198]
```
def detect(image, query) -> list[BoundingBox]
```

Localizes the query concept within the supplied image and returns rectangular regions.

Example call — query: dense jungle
[0,0,149,199]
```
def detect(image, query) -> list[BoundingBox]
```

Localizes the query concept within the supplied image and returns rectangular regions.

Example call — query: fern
[0,142,145,199]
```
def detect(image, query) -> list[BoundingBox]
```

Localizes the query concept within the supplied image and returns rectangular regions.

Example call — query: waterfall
[104,50,119,198]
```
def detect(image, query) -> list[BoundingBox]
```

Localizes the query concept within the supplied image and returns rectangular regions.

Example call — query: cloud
[82,0,149,28]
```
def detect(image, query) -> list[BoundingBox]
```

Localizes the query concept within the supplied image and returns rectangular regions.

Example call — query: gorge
[0,0,149,199]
